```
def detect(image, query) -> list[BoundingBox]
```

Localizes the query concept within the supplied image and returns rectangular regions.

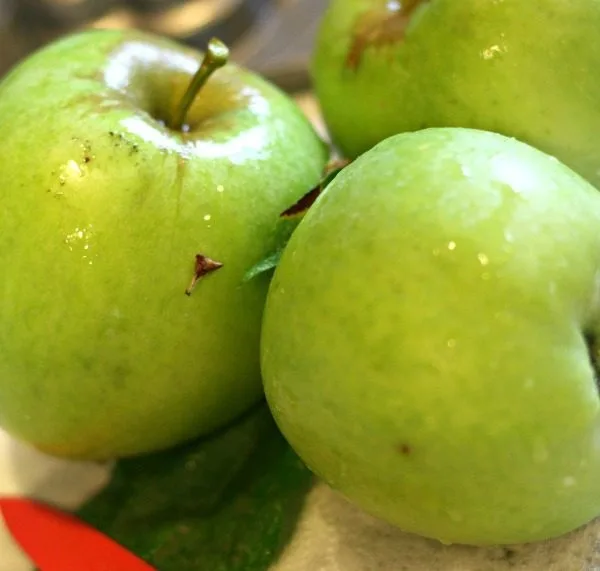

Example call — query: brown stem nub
[185,254,223,296]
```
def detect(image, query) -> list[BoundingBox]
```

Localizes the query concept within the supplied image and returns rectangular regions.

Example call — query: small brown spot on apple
[346,0,428,71]
[397,443,412,456]
[185,254,223,296]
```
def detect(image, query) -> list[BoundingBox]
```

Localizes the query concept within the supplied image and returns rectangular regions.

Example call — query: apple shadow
[274,482,600,571]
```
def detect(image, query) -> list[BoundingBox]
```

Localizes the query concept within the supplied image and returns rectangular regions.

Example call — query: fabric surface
[2,428,600,571]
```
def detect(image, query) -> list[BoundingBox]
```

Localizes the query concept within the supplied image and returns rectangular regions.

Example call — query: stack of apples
[1,0,600,548]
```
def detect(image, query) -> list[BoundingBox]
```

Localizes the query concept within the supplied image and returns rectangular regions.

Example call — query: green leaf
[243,248,285,283]
[242,214,301,283]
[243,158,352,283]
[76,403,314,571]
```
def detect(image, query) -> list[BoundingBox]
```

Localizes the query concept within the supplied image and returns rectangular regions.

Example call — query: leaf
[76,403,314,571]
[242,248,285,283]
[243,158,351,283]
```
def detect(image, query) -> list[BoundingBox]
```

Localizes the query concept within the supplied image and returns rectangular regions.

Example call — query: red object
[0,497,156,571]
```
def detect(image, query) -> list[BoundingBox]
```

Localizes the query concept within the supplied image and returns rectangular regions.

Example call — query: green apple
[311,0,600,188]
[0,28,328,460]
[261,127,600,545]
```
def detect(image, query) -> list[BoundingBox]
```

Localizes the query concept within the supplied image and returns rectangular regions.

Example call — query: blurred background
[0,0,328,91]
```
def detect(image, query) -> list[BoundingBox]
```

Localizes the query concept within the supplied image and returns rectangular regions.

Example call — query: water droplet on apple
[481,44,505,60]
[66,159,82,177]
[477,253,489,266]
[203,214,212,221]
[57,159,86,188]
[64,224,95,261]
[447,241,457,251]
[503,230,514,243]
[460,165,472,178]
[216,184,225,193]
[447,339,457,349]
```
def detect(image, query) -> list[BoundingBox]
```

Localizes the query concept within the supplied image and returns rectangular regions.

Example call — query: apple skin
[0,29,328,460]
[311,0,600,188]
[261,127,600,545]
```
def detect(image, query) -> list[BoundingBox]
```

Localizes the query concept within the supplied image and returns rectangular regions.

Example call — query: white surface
[0,429,112,571]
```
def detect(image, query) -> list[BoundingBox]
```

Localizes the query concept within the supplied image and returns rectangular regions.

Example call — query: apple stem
[171,38,230,132]
[185,254,223,296]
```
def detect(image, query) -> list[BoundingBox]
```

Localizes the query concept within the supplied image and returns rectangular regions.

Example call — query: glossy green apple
[261,127,600,545]
[0,28,328,460]
[311,0,600,187]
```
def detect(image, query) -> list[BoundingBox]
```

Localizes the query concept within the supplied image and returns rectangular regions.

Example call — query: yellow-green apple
[0,28,328,460]
[311,0,600,187]
[261,127,600,545]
